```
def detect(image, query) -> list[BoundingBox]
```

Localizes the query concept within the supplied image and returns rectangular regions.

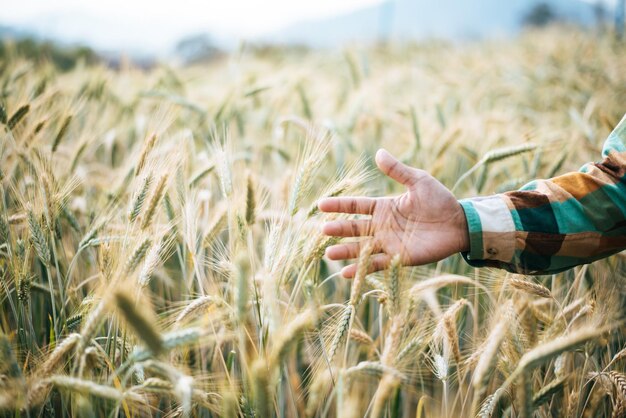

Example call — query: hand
[318,149,470,278]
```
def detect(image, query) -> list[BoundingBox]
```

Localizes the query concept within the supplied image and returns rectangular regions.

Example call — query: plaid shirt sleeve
[458,113,626,274]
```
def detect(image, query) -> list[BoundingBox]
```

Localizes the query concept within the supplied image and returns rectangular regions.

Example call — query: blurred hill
[0,25,99,71]
[0,0,613,66]
[266,0,603,46]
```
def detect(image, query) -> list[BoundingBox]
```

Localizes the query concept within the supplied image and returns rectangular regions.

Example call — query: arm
[319,113,626,277]
[460,113,626,274]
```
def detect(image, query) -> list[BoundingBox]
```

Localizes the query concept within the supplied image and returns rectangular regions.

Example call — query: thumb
[375,149,417,188]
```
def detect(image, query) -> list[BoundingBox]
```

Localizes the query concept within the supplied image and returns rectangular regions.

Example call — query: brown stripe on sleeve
[506,190,551,210]
[555,232,626,257]
[522,232,566,256]
[592,151,626,179]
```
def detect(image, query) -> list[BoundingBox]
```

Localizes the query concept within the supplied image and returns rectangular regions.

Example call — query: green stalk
[50,230,66,330]
[43,262,59,338]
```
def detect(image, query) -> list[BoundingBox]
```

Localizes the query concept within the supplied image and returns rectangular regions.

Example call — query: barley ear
[114,291,163,357]
[533,375,567,408]
[27,209,50,266]
[52,114,72,152]
[349,242,373,306]
[328,305,353,362]
[472,322,507,412]
[245,172,256,226]
[135,132,157,176]
[141,175,168,230]
[7,104,30,129]
[509,277,552,299]
[129,174,153,222]
[388,254,402,315]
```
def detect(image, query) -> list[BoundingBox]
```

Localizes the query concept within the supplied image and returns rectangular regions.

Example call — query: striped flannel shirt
[459,113,626,275]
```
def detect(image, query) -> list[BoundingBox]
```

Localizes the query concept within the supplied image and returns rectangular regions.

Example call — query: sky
[0,0,385,53]
[0,0,617,55]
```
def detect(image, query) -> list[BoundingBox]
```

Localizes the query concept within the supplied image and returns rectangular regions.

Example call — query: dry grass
[0,27,625,417]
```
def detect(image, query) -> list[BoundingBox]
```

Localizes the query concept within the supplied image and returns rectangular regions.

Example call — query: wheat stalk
[124,238,152,273]
[349,329,374,346]
[328,304,353,362]
[175,296,220,325]
[607,371,626,400]
[349,241,373,306]
[288,131,330,215]
[130,327,204,362]
[7,104,30,129]
[344,361,407,383]
[472,321,507,407]
[114,291,163,357]
[51,114,72,152]
[518,326,605,371]
[533,375,567,407]
[245,172,256,226]
[39,333,81,376]
[453,143,536,191]
[129,174,153,222]
[268,309,317,367]
[509,277,552,298]
[135,133,158,176]
[387,254,402,315]
[27,208,50,265]
[396,336,424,364]
[46,375,142,403]
[371,373,402,418]
[141,175,168,230]
[477,387,507,418]
[137,239,164,287]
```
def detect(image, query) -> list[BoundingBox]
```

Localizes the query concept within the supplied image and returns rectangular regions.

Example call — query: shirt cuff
[458,195,517,266]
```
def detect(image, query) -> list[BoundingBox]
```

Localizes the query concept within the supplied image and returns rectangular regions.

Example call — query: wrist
[454,202,470,253]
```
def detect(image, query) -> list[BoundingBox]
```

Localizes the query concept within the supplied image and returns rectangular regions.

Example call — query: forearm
[459,114,626,274]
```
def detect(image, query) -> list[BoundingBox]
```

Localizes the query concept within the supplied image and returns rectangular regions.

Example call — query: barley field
[0,28,625,417]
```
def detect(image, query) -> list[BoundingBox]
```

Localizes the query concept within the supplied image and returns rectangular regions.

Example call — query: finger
[325,241,382,260]
[340,253,391,279]
[322,219,373,237]
[326,243,361,260]
[375,148,418,188]
[318,197,376,215]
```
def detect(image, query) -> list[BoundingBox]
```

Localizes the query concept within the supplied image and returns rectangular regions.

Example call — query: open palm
[319,149,469,278]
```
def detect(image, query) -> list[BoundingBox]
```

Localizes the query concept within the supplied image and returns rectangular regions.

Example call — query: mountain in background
[265,0,604,46]
[0,24,34,40]
[0,0,612,64]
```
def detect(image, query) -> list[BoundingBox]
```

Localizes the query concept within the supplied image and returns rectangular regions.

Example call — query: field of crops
[0,27,625,417]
